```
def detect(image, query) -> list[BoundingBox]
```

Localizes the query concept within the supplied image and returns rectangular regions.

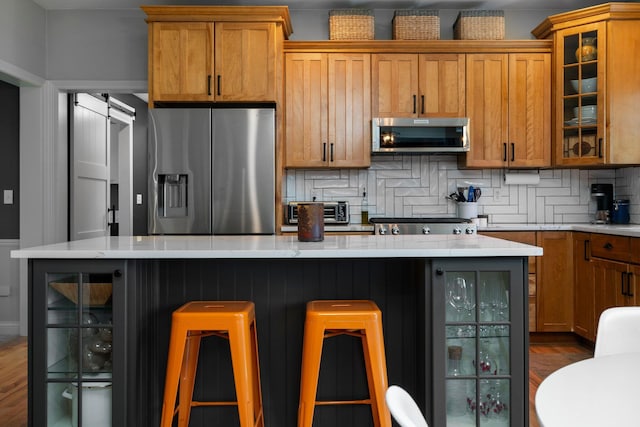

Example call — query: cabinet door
[31,260,127,427]
[573,232,595,341]
[627,264,639,306]
[284,53,328,168]
[151,22,214,102]
[507,53,551,167]
[465,54,509,168]
[593,258,628,332]
[419,54,466,118]
[431,258,527,427]
[327,53,371,168]
[214,22,276,101]
[372,53,419,117]
[554,22,605,166]
[536,231,574,332]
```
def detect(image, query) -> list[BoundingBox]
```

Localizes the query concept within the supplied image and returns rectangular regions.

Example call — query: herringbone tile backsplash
[284,155,640,225]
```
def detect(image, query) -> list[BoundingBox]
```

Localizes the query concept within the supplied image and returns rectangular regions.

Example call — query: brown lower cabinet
[573,232,640,343]
[482,231,574,333]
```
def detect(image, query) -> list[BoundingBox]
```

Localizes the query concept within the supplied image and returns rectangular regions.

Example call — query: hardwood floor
[0,337,27,427]
[0,335,591,426]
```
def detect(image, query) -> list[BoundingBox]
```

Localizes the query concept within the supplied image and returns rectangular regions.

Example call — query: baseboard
[0,321,20,336]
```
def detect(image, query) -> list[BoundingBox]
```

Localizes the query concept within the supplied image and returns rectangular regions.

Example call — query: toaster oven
[286,201,349,224]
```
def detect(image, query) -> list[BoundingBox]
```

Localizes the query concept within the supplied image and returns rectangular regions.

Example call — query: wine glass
[448,277,468,321]
[463,280,476,320]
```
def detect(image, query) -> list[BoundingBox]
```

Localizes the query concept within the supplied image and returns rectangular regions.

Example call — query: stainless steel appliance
[286,201,349,225]
[148,108,275,235]
[372,117,470,153]
[590,183,613,224]
[370,217,477,236]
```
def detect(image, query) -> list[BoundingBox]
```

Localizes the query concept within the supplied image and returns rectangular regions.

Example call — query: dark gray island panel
[29,255,527,427]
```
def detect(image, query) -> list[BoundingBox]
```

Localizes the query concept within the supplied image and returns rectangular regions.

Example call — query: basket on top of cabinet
[329,9,374,40]
[392,10,440,40]
[454,10,505,40]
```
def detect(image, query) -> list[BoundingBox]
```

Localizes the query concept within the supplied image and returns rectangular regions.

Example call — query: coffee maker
[591,183,613,224]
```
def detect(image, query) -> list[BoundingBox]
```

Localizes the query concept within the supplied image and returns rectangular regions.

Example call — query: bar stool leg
[362,319,392,427]
[229,316,259,427]
[297,317,326,427]
[161,322,188,427]
[178,333,202,427]
[250,321,265,427]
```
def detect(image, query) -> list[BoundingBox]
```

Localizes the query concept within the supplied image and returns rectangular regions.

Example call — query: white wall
[0,0,46,83]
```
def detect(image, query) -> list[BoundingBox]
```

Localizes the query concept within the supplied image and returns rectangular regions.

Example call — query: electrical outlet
[494,189,502,201]
[136,194,143,205]
[3,190,13,205]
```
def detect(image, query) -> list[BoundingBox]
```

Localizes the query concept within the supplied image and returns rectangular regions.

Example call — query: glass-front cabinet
[556,22,604,166]
[31,260,127,427]
[432,259,527,427]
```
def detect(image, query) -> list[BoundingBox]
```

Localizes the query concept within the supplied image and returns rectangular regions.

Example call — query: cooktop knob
[453,227,462,235]
[378,226,387,235]
[422,226,431,235]
[465,227,475,234]
[391,225,400,235]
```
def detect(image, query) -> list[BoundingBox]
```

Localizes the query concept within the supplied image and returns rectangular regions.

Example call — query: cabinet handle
[604,242,613,250]
[330,143,334,162]
[627,272,634,297]
[622,272,628,296]
[510,143,515,162]
[114,269,122,278]
[598,138,603,158]
[584,239,590,261]
[435,268,444,276]
[413,95,416,114]
[503,143,507,162]
[421,95,425,114]
[322,143,327,162]
[217,75,221,96]
[207,75,212,96]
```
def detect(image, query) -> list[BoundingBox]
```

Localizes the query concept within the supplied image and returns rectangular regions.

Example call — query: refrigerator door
[212,109,275,234]
[148,109,212,234]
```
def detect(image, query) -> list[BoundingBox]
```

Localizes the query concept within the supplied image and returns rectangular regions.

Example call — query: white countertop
[11,234,542,259]
[480,223,640,237]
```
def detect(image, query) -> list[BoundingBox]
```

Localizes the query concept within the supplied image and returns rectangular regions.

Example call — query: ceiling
[31,0,630,11]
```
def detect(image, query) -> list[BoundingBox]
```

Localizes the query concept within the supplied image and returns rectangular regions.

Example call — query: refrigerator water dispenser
[159,174,187,217]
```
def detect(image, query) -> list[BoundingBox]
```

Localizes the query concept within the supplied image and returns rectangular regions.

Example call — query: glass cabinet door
[32,261,124,427]
[557,22,605,165]
[432,259,526,427]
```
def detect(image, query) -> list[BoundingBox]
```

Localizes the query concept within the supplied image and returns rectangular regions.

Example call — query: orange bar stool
[161,301,264,427]
[297,300,392,427]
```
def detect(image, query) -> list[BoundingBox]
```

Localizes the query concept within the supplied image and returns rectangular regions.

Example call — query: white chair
[594,306,640,357]
[385,385,429,427]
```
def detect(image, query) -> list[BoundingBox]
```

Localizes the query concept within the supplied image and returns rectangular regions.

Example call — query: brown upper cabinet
[532,2,640,166]
[284,52,371,168]
[372,53,465,118]
[142,6,292,106]
[464,53,551,168]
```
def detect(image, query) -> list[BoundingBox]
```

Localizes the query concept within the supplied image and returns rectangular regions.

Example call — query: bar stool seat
[298,300,392,427]
[161,301,263,427]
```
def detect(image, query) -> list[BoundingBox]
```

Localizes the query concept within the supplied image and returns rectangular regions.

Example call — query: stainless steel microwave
[372,117,470,153]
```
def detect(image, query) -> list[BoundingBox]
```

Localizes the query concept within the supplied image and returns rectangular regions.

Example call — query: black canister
[297,203,324,242]
[612,199,630,224]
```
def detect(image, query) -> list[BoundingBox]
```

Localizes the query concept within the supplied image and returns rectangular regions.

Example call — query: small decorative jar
[575,37,597,62]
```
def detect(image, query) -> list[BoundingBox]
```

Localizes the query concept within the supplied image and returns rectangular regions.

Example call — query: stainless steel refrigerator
[148,108,275,235]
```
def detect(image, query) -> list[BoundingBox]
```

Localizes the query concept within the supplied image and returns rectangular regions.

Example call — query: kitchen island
[13,234,541,427]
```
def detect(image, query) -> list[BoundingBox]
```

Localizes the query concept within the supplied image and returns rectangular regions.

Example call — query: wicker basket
[393,10,440,40]
[453,10,505,40]
[50,281,113,306]
[329,9,374,40]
